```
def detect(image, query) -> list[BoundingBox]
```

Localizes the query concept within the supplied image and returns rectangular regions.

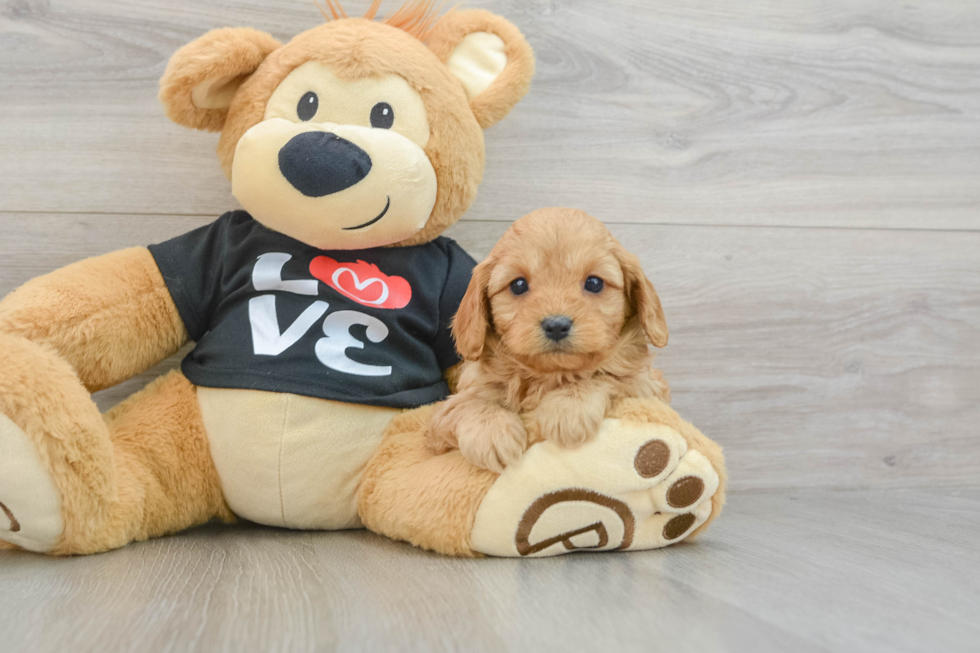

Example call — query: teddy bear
[0,2,726,557]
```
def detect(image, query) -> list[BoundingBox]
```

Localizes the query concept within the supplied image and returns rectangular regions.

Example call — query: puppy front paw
[536,395,605,449]
[456,408,528,474]
[426,400,461,454]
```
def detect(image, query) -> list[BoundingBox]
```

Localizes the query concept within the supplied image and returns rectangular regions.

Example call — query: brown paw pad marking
[0,501,20,533]
[667,476,704,508]
[663,513,696,541]
[515,489,636,556]
[634,439,670,478]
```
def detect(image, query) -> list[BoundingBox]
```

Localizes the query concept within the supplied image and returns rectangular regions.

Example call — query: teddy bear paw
[0,414,64,553]
[469,417,719,557]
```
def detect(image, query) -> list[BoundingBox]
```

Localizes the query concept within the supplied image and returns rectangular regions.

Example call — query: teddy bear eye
[510,278,529,295]
[370,102,394,129]
[297,91,318,121]
[584,276,604,293]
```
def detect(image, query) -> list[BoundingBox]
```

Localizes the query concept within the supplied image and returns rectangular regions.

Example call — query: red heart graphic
[310,256,412,309]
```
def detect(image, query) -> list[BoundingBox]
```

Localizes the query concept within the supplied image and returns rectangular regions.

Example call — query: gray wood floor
[1,0,978,651]
[2,490,978,653]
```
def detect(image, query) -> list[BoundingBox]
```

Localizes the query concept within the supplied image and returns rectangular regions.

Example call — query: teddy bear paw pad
[0,414,64,552]
[470,418,719,557]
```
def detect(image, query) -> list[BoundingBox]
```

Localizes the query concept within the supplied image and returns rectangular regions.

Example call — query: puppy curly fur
[428,207,671,472]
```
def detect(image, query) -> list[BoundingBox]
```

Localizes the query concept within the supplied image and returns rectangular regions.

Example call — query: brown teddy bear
[0,2,725,557]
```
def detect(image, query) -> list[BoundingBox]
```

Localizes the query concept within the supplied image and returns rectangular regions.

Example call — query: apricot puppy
[428,207,671,472]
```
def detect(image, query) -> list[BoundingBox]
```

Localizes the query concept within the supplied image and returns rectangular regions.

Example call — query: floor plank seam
[3,210,979,235]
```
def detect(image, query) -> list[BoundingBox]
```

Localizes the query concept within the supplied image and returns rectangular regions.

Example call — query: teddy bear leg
[98,370,235,550]
[0,333,232,555]
[358,405,498,557]
[359,399,726,558]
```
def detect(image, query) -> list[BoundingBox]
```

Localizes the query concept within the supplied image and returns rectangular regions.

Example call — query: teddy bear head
[159,2,534,250]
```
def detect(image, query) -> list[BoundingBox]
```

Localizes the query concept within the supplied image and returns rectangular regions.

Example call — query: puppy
[428,207,671,472]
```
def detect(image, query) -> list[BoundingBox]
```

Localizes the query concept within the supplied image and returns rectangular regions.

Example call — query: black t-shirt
[148,211,475,408]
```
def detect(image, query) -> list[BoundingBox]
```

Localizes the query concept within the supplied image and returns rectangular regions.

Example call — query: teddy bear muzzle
[231,118,437,250]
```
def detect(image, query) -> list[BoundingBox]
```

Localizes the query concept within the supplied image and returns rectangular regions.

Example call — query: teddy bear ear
[427,9,535,129]
[159,27,281,132]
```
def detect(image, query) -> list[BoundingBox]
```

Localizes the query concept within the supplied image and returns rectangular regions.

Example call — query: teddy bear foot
[470,416,720,557]
[0,414,64,553]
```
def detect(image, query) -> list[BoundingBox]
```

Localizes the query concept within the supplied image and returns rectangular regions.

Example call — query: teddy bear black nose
[278,131,373,197]
[541,315,573,342]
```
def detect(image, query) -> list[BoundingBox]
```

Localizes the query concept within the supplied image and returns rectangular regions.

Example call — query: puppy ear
[617,248,669,348]
[159,27,281,132]
[452,258,493,360]
[427,9,535,129]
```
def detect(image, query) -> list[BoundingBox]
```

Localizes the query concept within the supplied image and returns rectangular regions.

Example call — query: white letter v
[249,295,329,356]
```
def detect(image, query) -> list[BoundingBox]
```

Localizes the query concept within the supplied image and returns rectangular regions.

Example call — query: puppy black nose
[541,315,573,342]
[278,131,372,197]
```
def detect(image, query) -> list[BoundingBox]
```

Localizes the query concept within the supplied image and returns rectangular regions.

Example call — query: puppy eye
[510,278,529,296]
[297,92,319,121]
[370,102,394,129]
[584,276,604,293]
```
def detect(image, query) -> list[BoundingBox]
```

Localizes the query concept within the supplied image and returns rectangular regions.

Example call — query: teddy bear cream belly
[196,387,400,530]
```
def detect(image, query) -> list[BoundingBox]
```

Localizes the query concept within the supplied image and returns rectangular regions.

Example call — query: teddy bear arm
[0,247,188,393]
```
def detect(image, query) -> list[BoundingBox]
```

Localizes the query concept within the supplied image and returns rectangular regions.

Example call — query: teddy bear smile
[343,196,391,231]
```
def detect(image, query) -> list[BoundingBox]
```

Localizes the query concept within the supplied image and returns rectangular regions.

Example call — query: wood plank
[2,0,979,228]
[0,489,977,653]
[1,213,977,491]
